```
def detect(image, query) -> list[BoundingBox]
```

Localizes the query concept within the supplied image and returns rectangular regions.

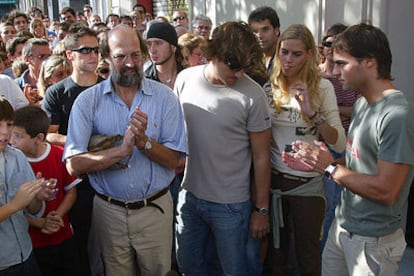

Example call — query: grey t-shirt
[175,65,271,204]
[337,91,414,236]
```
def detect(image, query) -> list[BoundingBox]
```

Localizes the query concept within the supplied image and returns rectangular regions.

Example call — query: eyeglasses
[72,47,100,54]
[99,68,109,74]
[225,57,244,72]
[194,25,211,31]
[173,16,186,22]
[84,9,91,13]
[111,51,142,63]
[322,41,333,48]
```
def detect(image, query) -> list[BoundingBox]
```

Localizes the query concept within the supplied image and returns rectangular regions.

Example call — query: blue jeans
[176,189,251,276]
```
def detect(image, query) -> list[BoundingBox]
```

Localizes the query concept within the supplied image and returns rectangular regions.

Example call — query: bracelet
[309,112,318,120]
[313,114,326,127]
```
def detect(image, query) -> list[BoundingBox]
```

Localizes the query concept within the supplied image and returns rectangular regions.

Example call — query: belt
[96,188,168,213]
[274,171,314,183]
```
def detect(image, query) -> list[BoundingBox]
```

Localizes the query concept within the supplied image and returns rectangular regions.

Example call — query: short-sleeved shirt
[63,78,187,200]
[27,143,81,248]
[337,91,414,236]
[175,65,271,204]
[42,76,103,135]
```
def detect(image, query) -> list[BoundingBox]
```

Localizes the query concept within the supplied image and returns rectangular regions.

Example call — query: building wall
[190,0,414,104]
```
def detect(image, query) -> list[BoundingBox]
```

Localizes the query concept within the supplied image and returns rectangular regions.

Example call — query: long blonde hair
[271,24,321,112]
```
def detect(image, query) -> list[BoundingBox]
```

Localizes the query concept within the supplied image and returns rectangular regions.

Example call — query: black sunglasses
[225,57,244,72]
[173,16,186,22]
[322,41,333,48]
[99,68,109,74]
[72,47,100,54]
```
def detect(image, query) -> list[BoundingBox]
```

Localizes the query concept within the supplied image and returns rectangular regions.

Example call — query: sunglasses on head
[173,16,186,22]
[322,40,333,48]
[72,47,100,54]
[225,57,244,72]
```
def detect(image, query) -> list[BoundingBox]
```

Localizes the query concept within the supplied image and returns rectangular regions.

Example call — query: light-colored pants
[92,191,173,276]
[322,220,406,276]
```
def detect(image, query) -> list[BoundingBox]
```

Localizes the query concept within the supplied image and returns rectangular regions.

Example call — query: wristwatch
[140,138,152,152]
[255,207,269,216]
[324,162,338,179]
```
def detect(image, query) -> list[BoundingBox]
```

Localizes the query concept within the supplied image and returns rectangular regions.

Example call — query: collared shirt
[15,69,31,91]
[63,78,187,201]
[0,146,42,269]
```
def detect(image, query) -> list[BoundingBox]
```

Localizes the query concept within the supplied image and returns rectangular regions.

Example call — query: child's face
[0,120,13,151]
[10,126,37,157]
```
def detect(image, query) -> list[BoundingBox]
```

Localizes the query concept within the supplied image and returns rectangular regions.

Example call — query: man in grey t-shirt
[283,23,414,275]
[174,21,271,275]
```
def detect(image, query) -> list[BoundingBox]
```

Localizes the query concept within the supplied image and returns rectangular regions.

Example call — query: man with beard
[63,25,187,276]
[144,22,184,89]
[42,23,102,276]
[248,6,280,75]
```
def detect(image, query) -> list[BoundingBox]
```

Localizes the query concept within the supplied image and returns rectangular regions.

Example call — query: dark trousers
[264,173,325,276]
[33,236,80,276]
[69,180,94,276]
[0,253,40,276]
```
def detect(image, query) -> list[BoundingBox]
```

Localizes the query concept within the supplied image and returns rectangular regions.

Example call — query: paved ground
[398,245,414,276]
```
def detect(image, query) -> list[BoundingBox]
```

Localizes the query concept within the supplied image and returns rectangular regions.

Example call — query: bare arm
[332,160,410,205]
[55,186,77,218]
[284,140,410,205]
[249,129,271,238]
[46,124,66,147]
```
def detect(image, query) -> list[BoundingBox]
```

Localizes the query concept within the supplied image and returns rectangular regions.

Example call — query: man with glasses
[175,21,271,275]
[83,4,94,26]
[15,38,51,105]
[42,24,101,276]
[191,15,212,39]
[172,10,189,28]
[63,24,187,275]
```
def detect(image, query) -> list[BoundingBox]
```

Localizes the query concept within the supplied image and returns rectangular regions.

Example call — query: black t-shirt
[42,76,104,135]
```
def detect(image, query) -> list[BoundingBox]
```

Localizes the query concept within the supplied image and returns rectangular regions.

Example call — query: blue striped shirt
[63,78,187,200]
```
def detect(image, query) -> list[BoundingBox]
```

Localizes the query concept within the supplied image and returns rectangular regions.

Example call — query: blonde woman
[30,18,47,39]
[264,24,346,275]
[37,55,72,98]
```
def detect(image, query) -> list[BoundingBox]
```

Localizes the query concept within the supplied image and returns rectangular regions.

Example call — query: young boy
[0,96,51,275]
[11,105,81,275]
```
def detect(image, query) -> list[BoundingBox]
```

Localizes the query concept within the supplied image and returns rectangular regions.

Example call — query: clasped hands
[282,140,335,174]
[12,172,57,212]
[121,107,149,155]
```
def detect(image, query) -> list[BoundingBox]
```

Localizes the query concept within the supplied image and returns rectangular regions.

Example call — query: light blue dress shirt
[0,146,44,270]
[64,78,187,201]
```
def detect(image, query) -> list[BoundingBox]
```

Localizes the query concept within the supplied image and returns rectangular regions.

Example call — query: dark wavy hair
[334,23,392,80]
[204,21,266,77]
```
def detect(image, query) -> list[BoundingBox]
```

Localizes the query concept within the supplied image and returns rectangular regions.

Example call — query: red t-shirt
[28,143,81,248]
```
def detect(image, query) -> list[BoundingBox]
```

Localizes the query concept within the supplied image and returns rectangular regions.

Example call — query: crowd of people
[0,3,413,276]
